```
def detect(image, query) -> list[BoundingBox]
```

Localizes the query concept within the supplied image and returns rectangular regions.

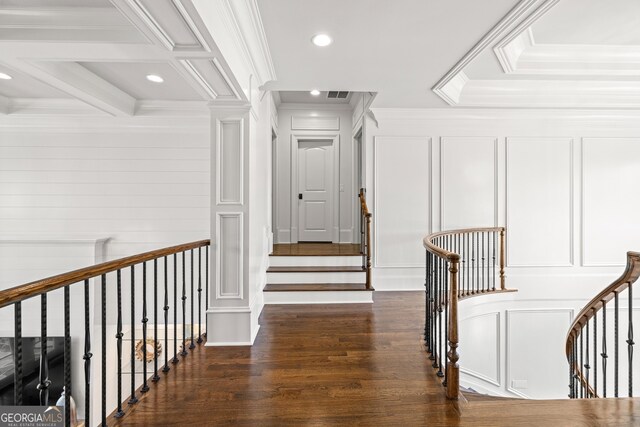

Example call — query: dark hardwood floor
[109,292,640,426]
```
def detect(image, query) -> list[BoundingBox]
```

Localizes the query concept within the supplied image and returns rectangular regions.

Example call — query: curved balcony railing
[422,227,513,399]
[566,251,640,399]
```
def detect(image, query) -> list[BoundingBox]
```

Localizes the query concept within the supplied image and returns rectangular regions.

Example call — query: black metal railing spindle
[141,262,149,393]
[38,294,50,405]
[100,274,106,426]
[14,301,23,406]
[128,266,138,405]
[614,291,619,397]
[173,253,179,364]
[628,285,634,397]
[181,251,187,357]
[197,247,203,344]
[190,249,195,350]
[602,301,608,398]
[153,259,160,382]
[163,256,170,373]
[64,285,71,427]
[115,270,124,418]
[83,279,92,424]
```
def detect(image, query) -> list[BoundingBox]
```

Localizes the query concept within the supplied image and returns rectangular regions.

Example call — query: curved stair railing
[566,251,640,399]
[423,227,513,399]
[0,240,210,427]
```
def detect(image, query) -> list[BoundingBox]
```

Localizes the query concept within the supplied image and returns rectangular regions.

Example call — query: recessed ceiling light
[310,89,320,96]
[146,74,164,83]
[0,72,12,80]
[311,34,332,47]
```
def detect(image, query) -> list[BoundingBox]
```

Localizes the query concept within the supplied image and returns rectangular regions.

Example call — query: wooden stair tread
[267,266,365,273]
[264,283,372,292]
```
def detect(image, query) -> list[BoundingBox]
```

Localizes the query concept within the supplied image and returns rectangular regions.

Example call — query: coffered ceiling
[0,0,246,116]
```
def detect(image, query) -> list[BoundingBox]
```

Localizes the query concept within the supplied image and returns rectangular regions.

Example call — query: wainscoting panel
[374,137,430,268]
[217,119,243,205]
[441,137,497,229]
[216,212,243,299]
[506,137,573,267]
[582,138,640,266]
[459,311,501,386]
[506,309,573,399]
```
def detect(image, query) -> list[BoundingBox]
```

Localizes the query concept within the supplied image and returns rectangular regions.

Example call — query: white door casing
[297,140,334,241]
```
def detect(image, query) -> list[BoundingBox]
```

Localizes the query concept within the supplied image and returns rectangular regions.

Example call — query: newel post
[446,259,460,400]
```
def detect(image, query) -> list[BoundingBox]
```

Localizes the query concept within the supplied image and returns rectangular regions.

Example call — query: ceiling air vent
[327,91,349,99]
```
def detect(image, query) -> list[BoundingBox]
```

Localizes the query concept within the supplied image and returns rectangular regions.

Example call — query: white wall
[275,104,354,243]
[365,109,640,291]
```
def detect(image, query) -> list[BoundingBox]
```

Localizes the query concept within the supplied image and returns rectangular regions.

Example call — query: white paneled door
[298,140,334,241]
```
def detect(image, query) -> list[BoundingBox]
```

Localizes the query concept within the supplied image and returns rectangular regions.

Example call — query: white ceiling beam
[9,60,135,116]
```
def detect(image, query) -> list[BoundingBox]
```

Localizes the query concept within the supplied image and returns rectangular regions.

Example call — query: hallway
[108,292,639,426]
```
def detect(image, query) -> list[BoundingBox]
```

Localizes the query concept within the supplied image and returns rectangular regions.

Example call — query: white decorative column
[206,105,259,345]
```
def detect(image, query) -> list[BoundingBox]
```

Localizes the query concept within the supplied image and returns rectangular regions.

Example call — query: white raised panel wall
[582,138,640,266]
[441,137,497,229]
[459,311,500,386]
[506,309,574,399]
[506,137,573,267]
[374,137,430,268]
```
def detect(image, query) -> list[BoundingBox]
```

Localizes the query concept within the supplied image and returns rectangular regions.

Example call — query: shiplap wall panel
[506,138,573,267]
[583,138,640,266]
[0,130,210,260]
[441,137,497,229]
[291,116,340,131]
[374,137,430,267]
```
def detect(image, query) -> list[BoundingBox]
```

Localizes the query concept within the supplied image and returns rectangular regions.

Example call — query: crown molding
[494,28,535,74]
[431,0,544,101]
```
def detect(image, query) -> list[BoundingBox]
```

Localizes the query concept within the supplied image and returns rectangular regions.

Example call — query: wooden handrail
[359,189,372,290]
[422,227,510,400]
[0,239,210,309]
[565,251,640,398]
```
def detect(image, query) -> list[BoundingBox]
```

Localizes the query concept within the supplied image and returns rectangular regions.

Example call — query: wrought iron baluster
[593,311,597,398]
[115,270,124,418]
[152,259,160,382]
[569,336,575,398]
[172,253,179,364]
[443,258,449,386]
[614,291,619,397]
[38,294,50,405]
[163,256,170,373]
[190,249,195,350]
[628,285,634,397]
[431,254,438,365]
[424,250,430,350]
[83,279,92,423]
[65,285,71,427]
[602,301,608,398]
[481,232,485,292]
[100,275,106,426]
[197,247,203,344]
[141,262,149,393]
[437,255,444,379]
[585,321,590,397]
[128,266,138,405]
[471,233,475,294]
[580,330,584,398]
[181,251,187,357]
[205,246,209,338]
[14,301,23,405]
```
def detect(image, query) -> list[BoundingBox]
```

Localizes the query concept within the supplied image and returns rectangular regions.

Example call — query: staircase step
[264,283,370,292]
[269,255,362,267]
[267,266,365,273]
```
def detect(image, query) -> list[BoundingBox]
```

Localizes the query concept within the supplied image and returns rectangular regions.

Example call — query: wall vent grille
[327,91,349,99]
